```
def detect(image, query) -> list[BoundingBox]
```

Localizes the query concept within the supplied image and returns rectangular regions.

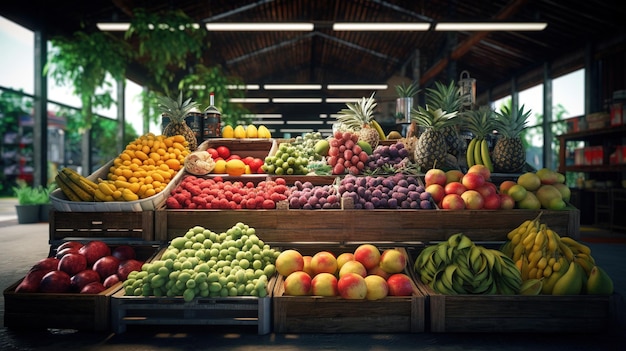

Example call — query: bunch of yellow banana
[500,214,614,295]
[414,233,522,295]
[466,137,493,172]
[55,167,98,202]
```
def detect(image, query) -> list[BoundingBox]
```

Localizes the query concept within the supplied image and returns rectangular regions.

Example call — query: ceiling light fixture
[205,23,314,31]
[288,121,325,125]
[327,84,388,90]
[273,98,323,103]
[333,23,431,31]
[435,22,548,31]
[96,23,130,31]
[229,98,270,103]
[264,84,322,90]
[227,84,260,90]
[326,98,361,103]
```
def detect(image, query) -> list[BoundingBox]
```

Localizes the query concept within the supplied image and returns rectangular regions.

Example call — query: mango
[517,191,541,210]
[536,184,566,210]
[222,125,234,138]
[535,168,560,185]
[356,140,373,155]
[517,172,541,191]
[246,124,258,138]
[257,125,271,139]
[586,266,614,295]
[552,183,571,202]
[314,139,330,157]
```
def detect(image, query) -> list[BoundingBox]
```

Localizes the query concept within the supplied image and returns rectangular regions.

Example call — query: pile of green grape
[261,142,310,175]
[122,222,280,302]
[292,132,324,161]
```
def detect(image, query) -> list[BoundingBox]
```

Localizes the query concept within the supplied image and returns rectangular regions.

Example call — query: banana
[473,138,483,165]
[545,228,559,253]
[55,174,82,202]
[480,139,493,172]
[559,236,592,256]
[57,171,93,201]
[466,138,476,167]
[62,167,98,189]
[370,120,387,141]
[574,254,595,276]
[552,260,584,295]
[558,240,575,262]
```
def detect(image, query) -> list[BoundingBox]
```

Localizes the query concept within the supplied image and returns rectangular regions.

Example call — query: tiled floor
[1,200,625,350]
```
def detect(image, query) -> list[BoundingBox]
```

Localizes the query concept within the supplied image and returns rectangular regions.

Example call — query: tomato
[216,146,230,159]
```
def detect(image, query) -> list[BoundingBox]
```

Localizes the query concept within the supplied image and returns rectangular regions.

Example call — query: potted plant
[12,180,43,224]
[38,182,56,222]
[395,81,420,124]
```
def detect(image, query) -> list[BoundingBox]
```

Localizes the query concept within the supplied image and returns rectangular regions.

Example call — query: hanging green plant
[178,64,250,127]
[126,8,206,94]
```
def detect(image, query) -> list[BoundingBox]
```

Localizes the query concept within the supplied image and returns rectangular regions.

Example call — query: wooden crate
[197,138,277,160]
[271,245,425,333]
[49,209,155,246]
[3,244,160,331]
[406,247,621,333]
[156,207,580,244]
[110,248,274,335]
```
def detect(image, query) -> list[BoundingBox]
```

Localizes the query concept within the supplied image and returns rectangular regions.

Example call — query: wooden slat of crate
[156,208,579,244]
[422,281,619,333]
[49,210,155,245]
[271,245,425,333]
[110,287,272,334]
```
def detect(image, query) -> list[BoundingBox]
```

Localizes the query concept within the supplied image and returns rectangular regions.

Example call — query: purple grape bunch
[287,180,341,209]
[338,174,434,210]
[366,142,411,171]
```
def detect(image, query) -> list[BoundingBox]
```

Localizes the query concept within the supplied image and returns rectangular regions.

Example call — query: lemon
[246,124,258,138]
[234,125,246,139]
[257,125,271,139]
[222,125,234,138]
[213,159,227,173]
[225,159,246,176]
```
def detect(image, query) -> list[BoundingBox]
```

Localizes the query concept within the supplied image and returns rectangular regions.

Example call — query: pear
[517,192,541,210]
[586,266,614,295]
[552,261,584,295]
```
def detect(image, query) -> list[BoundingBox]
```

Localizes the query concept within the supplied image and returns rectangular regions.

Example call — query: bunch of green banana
[466,137,493,172]
[501,215,614,295]
[414,233,522,295]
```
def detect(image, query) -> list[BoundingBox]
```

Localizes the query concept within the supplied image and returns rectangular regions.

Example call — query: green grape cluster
[292,132,324,161]
[261,142,309,175]
[122,222,280,302]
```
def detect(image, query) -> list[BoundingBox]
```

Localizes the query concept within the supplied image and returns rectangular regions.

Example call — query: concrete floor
[1,198,625,350]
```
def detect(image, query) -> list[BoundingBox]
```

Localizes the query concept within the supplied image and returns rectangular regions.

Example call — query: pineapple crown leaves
[494,104,531,138]
[410,105,459,130]
[395,81,420,98]
[425,80,462,113]
[463,105,495,139]
[335,92,377,128]
[156,91,200,122]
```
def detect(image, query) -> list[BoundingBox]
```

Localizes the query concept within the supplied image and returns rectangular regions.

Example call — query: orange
[213,159,227,174]
[225,159,246,176]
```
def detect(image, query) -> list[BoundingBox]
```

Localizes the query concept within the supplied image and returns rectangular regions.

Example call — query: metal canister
[203,93,221,138]
[185,107,204,145]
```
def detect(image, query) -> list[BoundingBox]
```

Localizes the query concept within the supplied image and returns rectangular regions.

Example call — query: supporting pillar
[33,29,48,187]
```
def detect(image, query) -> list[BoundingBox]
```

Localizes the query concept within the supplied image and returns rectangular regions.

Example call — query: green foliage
[0,90,32,136]
[126,8,206,94]
[12,179,54,205]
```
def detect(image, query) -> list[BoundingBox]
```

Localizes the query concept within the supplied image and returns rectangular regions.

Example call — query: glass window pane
[553,69,585,119]
[522,125,543,170]
[519,85,543,127]
[0,17,34,94]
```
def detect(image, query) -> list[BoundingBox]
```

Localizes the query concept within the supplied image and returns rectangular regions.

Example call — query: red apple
[337,272,367,299]
[242,156,255,166]
[55,246,80,259]
[216,146,230,159]
[70,269,101,292]
[283,271,312,296]
[79,240,111,267]
[499,180,517,194]
[467,164,491,181]
[425,184,445,204]
[499,193,516,210]
[476,182,497,198]
[483,193,502,210]
[310,251,338,275]
[93,255,120,281]
[80,281,106,294]
[58,253,87,276]
[424,168,447,187]
[461,190,485,210]
[250,158,265,173]
[386,273,414,296]
[311,272,338,296]
[441,194,465,210]
[379,248,407,274]
[364,274,389,300]
[462,172,485,190]
[205,147,219,159]
[353,244,381,270]
[38,270,71,293]
[112,245,136,261]
[56,241,83,252]
[117,259,144,281]
[444,181,467,195]
[103,274,121,288]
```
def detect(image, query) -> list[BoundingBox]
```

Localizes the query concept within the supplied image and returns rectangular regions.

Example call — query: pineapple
[157,91,200,151]
[464,105,494,141]
[424,81,465,157]
[492,104,531,173]
[411,105,459,170]
[335,93,381,148]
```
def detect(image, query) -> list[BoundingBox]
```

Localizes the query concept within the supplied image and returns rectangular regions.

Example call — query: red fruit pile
[166,175,290,209]
[327,131,369,175]
[15,240,144,294]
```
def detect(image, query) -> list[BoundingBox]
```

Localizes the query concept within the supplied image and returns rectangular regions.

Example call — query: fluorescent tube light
[97,23,130,31]
[333,23,431,31]
[287,121,325,125]
[251,120,284,125]
[229,98,270,103]
[327,84,388,90]
[281,128,314,133]
[435,22,548,31]
[227,84,260,90]
[206,23,314,31]
[273,98,323,103]
[326,98,361,103]
[319,114,328,118]
[264,84,322,90]
[242,113,283,119]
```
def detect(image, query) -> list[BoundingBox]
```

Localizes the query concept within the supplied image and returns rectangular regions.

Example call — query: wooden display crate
[110,248,274,335]
[3,244,160,331]
[156,207,580,244]
[271,245,425,333]
[49,209,155,246]
[197,138,277,160]
[406,248,621,333]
